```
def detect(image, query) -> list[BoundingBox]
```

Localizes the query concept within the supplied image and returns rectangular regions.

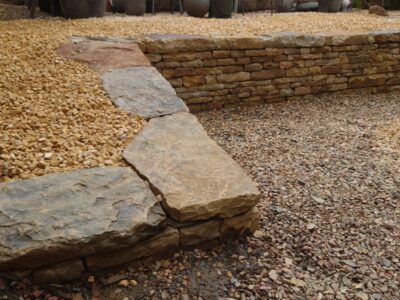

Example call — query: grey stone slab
[0,167,166,271]
[102,67,188,119]
[123,112,260,222]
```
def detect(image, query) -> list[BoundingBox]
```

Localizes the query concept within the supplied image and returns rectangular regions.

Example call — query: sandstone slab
[57,40,151,73]
[180,220,221,248]
[0,167,166,271]
[86,227,179,272]
[220,207,260,243]
[32,259,85,284]
[123,112,260,222]
[102,67,188,118]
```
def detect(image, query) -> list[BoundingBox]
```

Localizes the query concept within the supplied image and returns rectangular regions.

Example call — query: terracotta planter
[59,0,106,18]
[185,0,210,18]
[123,0,147,15]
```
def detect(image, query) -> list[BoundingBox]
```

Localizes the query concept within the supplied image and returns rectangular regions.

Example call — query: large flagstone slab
[102,67,188,119]
[0,167,166,271]
[123,112,260,222]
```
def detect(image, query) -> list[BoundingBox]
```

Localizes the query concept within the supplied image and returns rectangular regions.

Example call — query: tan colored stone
[86,227,179,272]
[221,207,260,242]
[286,68,309,77]
[180,220,221,247]
[57,39,151,74]
[123,113,260,222]
[349,75,385,88]
[295,86,311,95]
[183,75,205,87]
[217,72,250,83]
[251,70,285,80]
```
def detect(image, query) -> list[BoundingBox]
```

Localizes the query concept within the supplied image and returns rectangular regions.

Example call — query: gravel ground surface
[1,2,400,182]
[2,93,399,300]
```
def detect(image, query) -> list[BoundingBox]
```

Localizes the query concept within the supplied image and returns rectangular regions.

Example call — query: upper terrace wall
[140,31,400,112]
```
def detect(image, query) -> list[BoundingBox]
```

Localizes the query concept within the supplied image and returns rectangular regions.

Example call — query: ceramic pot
[296,1,318,11]
[123,0,147,15]
[59,0,106,18]
[185,0,210,18]
[209,0,234,18]
[275,0,294,12]
[112,0,125,12]
[39,0,51,12]
[50,0,63,16]
[318,0,341,12]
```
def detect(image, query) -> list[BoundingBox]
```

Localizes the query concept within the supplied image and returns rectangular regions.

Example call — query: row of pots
[33,0,236,19]
[33,0,107,18]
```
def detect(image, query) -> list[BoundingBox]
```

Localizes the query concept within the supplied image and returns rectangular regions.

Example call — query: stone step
[57,37,151,74]
[123,112,260,222]
[102,67,188,119]
[0,167,166,272]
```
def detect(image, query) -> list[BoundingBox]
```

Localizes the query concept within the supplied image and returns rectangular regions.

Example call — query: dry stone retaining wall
[141,31,400,112]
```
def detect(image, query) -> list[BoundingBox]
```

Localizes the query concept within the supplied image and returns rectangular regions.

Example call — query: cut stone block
[123,112,260,222]
[0,167,166,271]
[86,227,179,272]
[57,40,151,73]
[102,67,188,118]
[220,207,260,243]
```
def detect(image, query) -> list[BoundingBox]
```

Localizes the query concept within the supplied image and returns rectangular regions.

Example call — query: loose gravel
[2,92,398,300]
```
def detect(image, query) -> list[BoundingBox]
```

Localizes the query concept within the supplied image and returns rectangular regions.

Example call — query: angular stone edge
[139,30,400,53]
[101,66,189,119]
[123,112,261,222]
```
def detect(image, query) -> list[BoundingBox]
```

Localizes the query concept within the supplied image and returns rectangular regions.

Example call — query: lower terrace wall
[140,31,400,112]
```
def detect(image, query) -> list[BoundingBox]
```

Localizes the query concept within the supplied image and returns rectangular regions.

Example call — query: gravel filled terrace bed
[1,2,400,182]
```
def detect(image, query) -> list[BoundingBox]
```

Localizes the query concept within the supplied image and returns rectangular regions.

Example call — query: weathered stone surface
[180,220,221,247]
[86,227,179,272]
[32,259,85,284]
[123,112,260,222]
[220,207,260,242]
[0,167,166,271]
[102,67,188,118]
[58,40,151,73]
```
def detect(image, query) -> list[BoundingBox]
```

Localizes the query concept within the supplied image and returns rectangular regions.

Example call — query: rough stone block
[180,220,221,247]
[217,72,250,83]
[348,75,385,88]
[220,207,260,243]
[33,259,85,284]
[57,39,150,73]
[251,70,285,80]
[102,67,188,118]
[86,227,179,272]
[0,167,166,271]
[123,112,260,222]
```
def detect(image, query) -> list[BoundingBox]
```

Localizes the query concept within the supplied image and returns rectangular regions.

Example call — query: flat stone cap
[102,67,188,119]
[123,112,260,222]
[0,167,165,271]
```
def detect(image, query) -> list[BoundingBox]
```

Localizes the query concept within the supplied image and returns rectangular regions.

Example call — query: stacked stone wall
[141,31,400,112]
